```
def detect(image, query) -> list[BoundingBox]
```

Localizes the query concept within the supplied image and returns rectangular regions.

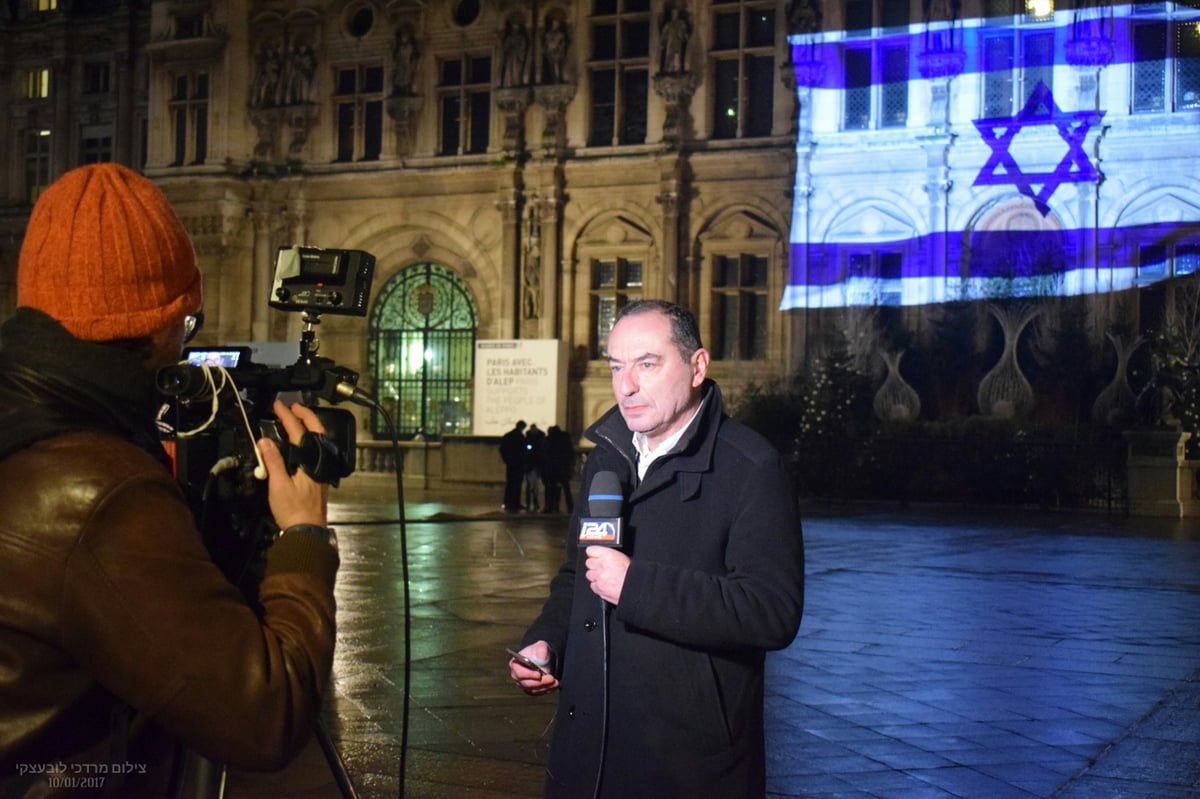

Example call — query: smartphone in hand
[506,647,547,676]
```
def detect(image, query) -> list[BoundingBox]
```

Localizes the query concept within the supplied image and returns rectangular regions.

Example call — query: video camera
[155,246,376,589]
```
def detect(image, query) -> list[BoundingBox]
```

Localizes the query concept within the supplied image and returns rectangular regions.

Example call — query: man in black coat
[510,300,805,798]
[499,420,527,512]
[541,425,575,513]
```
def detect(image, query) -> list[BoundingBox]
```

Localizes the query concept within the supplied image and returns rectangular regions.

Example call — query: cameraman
[0,164,339,797]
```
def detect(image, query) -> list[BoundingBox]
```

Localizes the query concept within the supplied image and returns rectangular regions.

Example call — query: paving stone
[221,494,1200,799]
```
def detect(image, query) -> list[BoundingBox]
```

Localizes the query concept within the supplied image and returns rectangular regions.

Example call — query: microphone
[579,470,624,548]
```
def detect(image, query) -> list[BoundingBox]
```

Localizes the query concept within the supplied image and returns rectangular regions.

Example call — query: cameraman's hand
[259,399,328,530]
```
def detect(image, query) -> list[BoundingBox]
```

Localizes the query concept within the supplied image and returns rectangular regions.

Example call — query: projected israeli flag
[781,2,1200,310]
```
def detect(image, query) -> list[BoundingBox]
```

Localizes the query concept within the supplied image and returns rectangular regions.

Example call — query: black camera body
[158,346,359,483]
[156,246,376,591]
[156,346,360,590]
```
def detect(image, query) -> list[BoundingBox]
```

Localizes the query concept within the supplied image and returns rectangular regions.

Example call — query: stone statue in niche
[393,27,419,96]
[251,43,283,107]
[282,43,317,105]
[522,203,542,320]
[659,5,690,75]
[541,16,568,84]
[500,16,531,87]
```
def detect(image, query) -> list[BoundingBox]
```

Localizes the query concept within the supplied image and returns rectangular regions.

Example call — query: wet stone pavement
[226,486,1200,799]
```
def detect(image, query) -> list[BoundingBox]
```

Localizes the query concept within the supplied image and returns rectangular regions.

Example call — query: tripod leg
[169,749,227,799]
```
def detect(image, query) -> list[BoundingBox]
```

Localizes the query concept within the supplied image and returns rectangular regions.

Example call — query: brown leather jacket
[0,312,339,797]
[0,430,339,797]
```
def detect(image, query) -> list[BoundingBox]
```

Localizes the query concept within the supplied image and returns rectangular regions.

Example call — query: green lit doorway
[369,263,478,438]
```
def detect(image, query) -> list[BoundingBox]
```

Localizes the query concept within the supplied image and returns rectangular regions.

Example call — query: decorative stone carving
[495,87,532,153]
[873,350,921,422]
[977,304,1039,419]
[652,72,698,144]
[1091,332,1142,426]
[534,83,576,152]
[386,95,424,157]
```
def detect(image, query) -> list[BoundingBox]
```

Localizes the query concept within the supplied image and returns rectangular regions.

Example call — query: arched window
[369,263,478,438]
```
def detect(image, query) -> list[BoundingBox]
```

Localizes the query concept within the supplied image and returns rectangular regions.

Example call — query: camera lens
[155,364,212,401]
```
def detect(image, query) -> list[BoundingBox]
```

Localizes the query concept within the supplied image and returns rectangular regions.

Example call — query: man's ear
[691,347,710,387]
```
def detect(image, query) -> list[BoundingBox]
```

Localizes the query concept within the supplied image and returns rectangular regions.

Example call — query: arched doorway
[369,263,478,438]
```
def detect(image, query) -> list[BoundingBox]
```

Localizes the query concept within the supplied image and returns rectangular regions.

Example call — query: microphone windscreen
[587,470,624,517]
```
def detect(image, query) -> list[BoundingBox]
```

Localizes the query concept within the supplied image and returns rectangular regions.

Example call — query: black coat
[523,381,805,798]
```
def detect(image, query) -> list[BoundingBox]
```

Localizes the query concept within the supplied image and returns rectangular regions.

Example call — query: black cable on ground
[374,404,410,799]
[319,402,408,799]
[316,717,361,799]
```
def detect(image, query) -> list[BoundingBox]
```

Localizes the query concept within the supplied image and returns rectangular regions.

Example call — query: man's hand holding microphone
[510,471,628,693]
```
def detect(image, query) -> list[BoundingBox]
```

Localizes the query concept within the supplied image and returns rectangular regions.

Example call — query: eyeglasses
[183,312,204,344]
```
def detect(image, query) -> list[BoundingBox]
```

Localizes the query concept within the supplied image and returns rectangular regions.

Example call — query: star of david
[973,80,1105,216]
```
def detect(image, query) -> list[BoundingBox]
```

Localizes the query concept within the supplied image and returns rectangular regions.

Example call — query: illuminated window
[35,0,57,11]
[24,129,51,204]
[982,28,1054,118]
[590,258,643,357]
[588,0,649,147]
[169,72,208,166]
[711,0,776,139]
[335,64,385,161]
[846,250,904,306]
[1137,240,1200,284]
[1132,7,1200,113]
[23,69,50,99]
[1023,1,1054,22]
[437,54,491,155]
[843,41,909,130]
[711,254,768,360]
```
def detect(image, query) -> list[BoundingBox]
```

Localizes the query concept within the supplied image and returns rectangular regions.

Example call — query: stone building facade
[3,0,1198,442]
[0,0,799,441]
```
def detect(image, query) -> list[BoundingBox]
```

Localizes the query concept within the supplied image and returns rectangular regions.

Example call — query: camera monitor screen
[270,246,375,316]
[185,348,249,369]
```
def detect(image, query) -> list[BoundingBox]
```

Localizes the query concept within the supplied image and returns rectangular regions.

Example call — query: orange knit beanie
[17,163,202,342]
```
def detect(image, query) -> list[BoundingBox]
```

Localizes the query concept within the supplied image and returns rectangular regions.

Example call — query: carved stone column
[921,135,956,303]
[250,198,276,342]
[537,191,562,339]
[656,188,680,302]
[520,195,543,339]
[495,193,521,337]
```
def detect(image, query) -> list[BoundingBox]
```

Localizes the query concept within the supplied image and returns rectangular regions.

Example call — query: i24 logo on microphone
[580,520,618,543]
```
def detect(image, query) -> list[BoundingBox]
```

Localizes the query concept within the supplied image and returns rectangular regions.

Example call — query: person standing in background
[542,425,575,514]
[499,420,527,512]
[523,422,546,513]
